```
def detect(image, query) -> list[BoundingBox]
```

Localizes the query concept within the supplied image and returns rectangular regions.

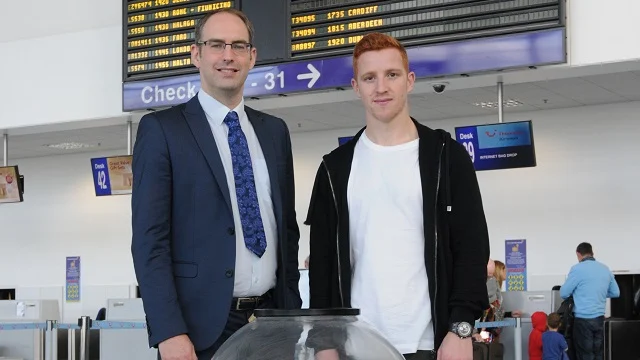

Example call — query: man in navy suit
[131,8,302,360]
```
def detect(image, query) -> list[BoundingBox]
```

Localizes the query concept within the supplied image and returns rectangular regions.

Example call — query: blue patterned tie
[224,111,267,258]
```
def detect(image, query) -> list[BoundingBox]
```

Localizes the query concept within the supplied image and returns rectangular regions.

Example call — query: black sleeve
[305,162,335,309]
[304,162,347,355]
[447,140,491,326]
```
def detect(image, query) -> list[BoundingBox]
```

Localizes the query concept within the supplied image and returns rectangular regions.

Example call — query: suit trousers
[156,309,252,360]
[158,299,302,360]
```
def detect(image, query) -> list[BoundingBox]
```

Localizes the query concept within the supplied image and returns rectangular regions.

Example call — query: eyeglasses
[197,40,252,54]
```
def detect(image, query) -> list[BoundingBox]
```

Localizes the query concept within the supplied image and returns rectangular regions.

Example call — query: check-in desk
[604,318,640,359]
[499,290,562,360]
[100,298,157,360]
[0,300,60,360]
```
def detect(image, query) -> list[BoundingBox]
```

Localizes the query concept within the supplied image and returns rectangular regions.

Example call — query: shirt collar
[197,90,246,126]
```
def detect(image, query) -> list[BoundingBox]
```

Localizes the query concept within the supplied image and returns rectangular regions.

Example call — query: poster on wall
[0,165,24,203]
[90,155,133,196]
[66,256,81,302]
[505,239,527,291]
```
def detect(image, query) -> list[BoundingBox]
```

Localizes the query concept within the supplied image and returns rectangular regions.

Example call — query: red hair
[352,32,409,77]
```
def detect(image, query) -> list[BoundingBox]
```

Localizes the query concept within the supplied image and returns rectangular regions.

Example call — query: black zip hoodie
[305,119,490,352]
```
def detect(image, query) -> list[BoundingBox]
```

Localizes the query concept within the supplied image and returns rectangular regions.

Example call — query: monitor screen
[454,120,536,171]
[90,155,133,196]
[0,165,24,203]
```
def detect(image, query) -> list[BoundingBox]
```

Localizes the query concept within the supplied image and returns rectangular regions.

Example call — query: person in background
[131,8,301,360]
[529,311,548,360]
[560,243,619,360]
[542,312,569,360]
[486,259,499,304]
[306,32,490,360]
[493,260,507,290]
[477,259,522,343]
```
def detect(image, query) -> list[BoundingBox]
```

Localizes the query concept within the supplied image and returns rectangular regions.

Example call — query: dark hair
[576,242,593,256]
[547,312,562,329]
[195,8,255,44]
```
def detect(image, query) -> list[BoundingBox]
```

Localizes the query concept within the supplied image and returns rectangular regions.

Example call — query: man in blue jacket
[560,242,619,360]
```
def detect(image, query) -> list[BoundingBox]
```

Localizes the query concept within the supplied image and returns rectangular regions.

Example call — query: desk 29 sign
[90,156,133,196]
[454,120,537,171]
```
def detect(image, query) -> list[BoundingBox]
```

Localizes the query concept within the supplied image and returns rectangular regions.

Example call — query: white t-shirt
[347,132,434,354]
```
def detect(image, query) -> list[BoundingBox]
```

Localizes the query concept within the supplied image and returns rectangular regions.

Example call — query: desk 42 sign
[90,156,134,196]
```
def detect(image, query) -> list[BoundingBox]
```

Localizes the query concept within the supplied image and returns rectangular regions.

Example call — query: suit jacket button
[225,269,234,278]
[227,227,235,235]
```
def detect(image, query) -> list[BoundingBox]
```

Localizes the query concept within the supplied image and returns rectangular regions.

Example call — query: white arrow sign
[296,64,321,88]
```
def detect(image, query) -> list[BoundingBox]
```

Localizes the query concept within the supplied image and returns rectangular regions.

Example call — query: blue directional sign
[122,28,565,111]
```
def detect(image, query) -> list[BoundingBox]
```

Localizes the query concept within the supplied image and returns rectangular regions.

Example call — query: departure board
[123,0,562,81]
[289,0,561,58]
[124,0,237,81]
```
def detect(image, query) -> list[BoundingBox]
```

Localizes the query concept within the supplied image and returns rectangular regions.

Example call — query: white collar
[197,90,246,126]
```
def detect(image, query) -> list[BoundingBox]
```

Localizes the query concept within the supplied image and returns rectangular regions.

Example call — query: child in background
[529,311,548,360]
[542,312,569,360]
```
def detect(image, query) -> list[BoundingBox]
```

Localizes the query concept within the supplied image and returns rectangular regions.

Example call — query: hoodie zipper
[433,140,445,336]
[322,159,345,307]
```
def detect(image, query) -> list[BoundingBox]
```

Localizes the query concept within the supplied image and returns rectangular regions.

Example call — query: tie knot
[223,111,240,128]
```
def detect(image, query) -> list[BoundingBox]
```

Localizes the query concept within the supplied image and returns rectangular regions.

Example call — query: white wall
[0,26,125,129]
[568,0,640,66]
[1,101,639,320]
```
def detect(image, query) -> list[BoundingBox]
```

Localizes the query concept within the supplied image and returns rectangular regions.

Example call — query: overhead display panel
[124,0,563,82]
[124,0,237,81]
[122,0,566,109]
[288,0,561,58]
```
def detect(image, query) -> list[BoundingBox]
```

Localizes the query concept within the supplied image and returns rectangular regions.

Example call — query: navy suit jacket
[131,95,302,350]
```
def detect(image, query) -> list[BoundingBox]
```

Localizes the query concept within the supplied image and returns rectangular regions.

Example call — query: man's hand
[511,309,523,318]
[315,349,340,360]
[158,334,197,360]
[437,332,472,360]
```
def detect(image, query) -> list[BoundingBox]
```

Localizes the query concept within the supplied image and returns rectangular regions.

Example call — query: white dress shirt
[198,90,278,297]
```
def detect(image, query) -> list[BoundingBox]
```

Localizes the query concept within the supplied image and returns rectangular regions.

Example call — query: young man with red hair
[306,33,490,360]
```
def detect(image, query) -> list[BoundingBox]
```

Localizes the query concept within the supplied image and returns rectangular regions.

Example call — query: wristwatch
[450,322,474,339]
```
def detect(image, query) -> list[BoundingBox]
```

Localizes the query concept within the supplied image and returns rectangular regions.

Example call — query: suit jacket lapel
[246,106,283,233]
[183,96,233,213]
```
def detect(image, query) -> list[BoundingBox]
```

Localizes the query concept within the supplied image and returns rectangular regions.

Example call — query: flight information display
[289,0,560,57]
[124,0,236,81]
[123,0,562,81]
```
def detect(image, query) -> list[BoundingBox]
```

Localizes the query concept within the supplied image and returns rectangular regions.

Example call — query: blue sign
[123,28,565,111]
[91,157,111,196]
[338,136,353,146]
[454,120,536,171]
[66,256,81,302]
[505,240,527,291]
[90,156,133,196]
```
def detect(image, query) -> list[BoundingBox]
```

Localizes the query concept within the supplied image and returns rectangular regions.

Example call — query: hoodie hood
[531,311,548,332]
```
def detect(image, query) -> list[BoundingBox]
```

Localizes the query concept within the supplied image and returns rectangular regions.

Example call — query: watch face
[457,322,473,337]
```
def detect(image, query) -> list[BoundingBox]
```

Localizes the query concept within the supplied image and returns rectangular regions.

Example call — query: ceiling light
[473,99,524,109]
[43,142,97,150]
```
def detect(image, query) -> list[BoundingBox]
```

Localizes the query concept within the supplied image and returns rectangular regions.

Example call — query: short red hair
[352,32,409,77]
